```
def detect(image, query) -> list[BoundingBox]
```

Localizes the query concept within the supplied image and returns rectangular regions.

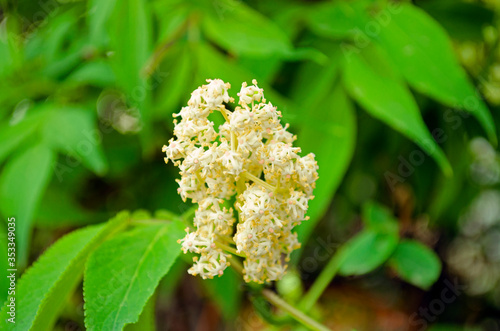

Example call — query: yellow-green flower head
[163,79,318,283]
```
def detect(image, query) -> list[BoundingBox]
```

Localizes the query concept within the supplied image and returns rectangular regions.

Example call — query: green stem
[242,171,276,192]
[142,17,190,77]
[261,289,331,331]
[228,255,244,275]
[299,250,344,312]
[217,233,235,244]
[218,107,230,123]
[216,242,246,257]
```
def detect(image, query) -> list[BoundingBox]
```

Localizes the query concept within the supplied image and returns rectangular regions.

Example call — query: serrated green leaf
[84,221,184,330]
[389,239,442,289]
[377,4,496,144]
[343,53,452,176]
[201,267,242,320]
[0,211,130,331]
[41,107,108,176]
[362,202,399,235]
[124,293,156,331]
[0,144,56,267]
[338,230,398,276]
[202,2,292,57]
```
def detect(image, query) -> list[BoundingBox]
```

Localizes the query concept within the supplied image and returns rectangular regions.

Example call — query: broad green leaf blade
[0,211,130,331]
[108,0,153,148]
[343,53,452,176]
[295,80,356,247]
[84,221,184,330]
[124,294,156,331]
[202,2,292,57]
[338,230,399,276]
[0,121,37,164]
[41,107,108,176]
[154,44,192,118]
[87,0,118,47]
[200,267,242,320]
[66,60,116,88]
[362,202,399,235]
[0,144,56,267]
[305,2,369,39]
[389,239,442,289]
[378,4,496,144]
[0,107,50,164]
[109,0,152,97]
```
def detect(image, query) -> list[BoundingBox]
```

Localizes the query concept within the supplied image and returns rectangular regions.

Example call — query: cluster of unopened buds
[163,79,318,283]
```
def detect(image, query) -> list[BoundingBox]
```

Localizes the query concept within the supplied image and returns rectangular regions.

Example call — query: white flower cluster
[163,79,318,283]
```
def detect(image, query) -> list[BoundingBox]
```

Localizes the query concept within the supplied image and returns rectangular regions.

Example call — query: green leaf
[295,79,356,247]
[362,202,399,235]
[389,239,442,289]
[290,49,355,254]
[306,2,369,39]
[0,144,56,267]
[0,211,130,331]
[124,294,156,331]
[200,267,242,320]
[419,0,495,41]
[154,44,192,118]
[108,0,152,97]
[84,221,184,330]
[0,120,38,165]
[377,4,496,144]
[343,53,452,176]
[202,1,293,57]
[338,230,399,276]
[36,186,96,228]
[87,0,118,47]
[108,0,153,148]
[66,60,116,87]
[41,107,108,176]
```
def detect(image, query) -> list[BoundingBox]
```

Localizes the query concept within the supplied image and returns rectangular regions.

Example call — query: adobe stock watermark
[0,0,70,45]
[297,234,339,280]
[384,85,493,192]
[340,2,403,61]
[409,278,467,330]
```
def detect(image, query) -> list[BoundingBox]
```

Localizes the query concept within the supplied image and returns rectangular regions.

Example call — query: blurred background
[0,0,500,330]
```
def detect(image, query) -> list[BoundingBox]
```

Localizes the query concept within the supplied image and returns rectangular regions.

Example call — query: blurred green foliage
[0,0,499,330]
